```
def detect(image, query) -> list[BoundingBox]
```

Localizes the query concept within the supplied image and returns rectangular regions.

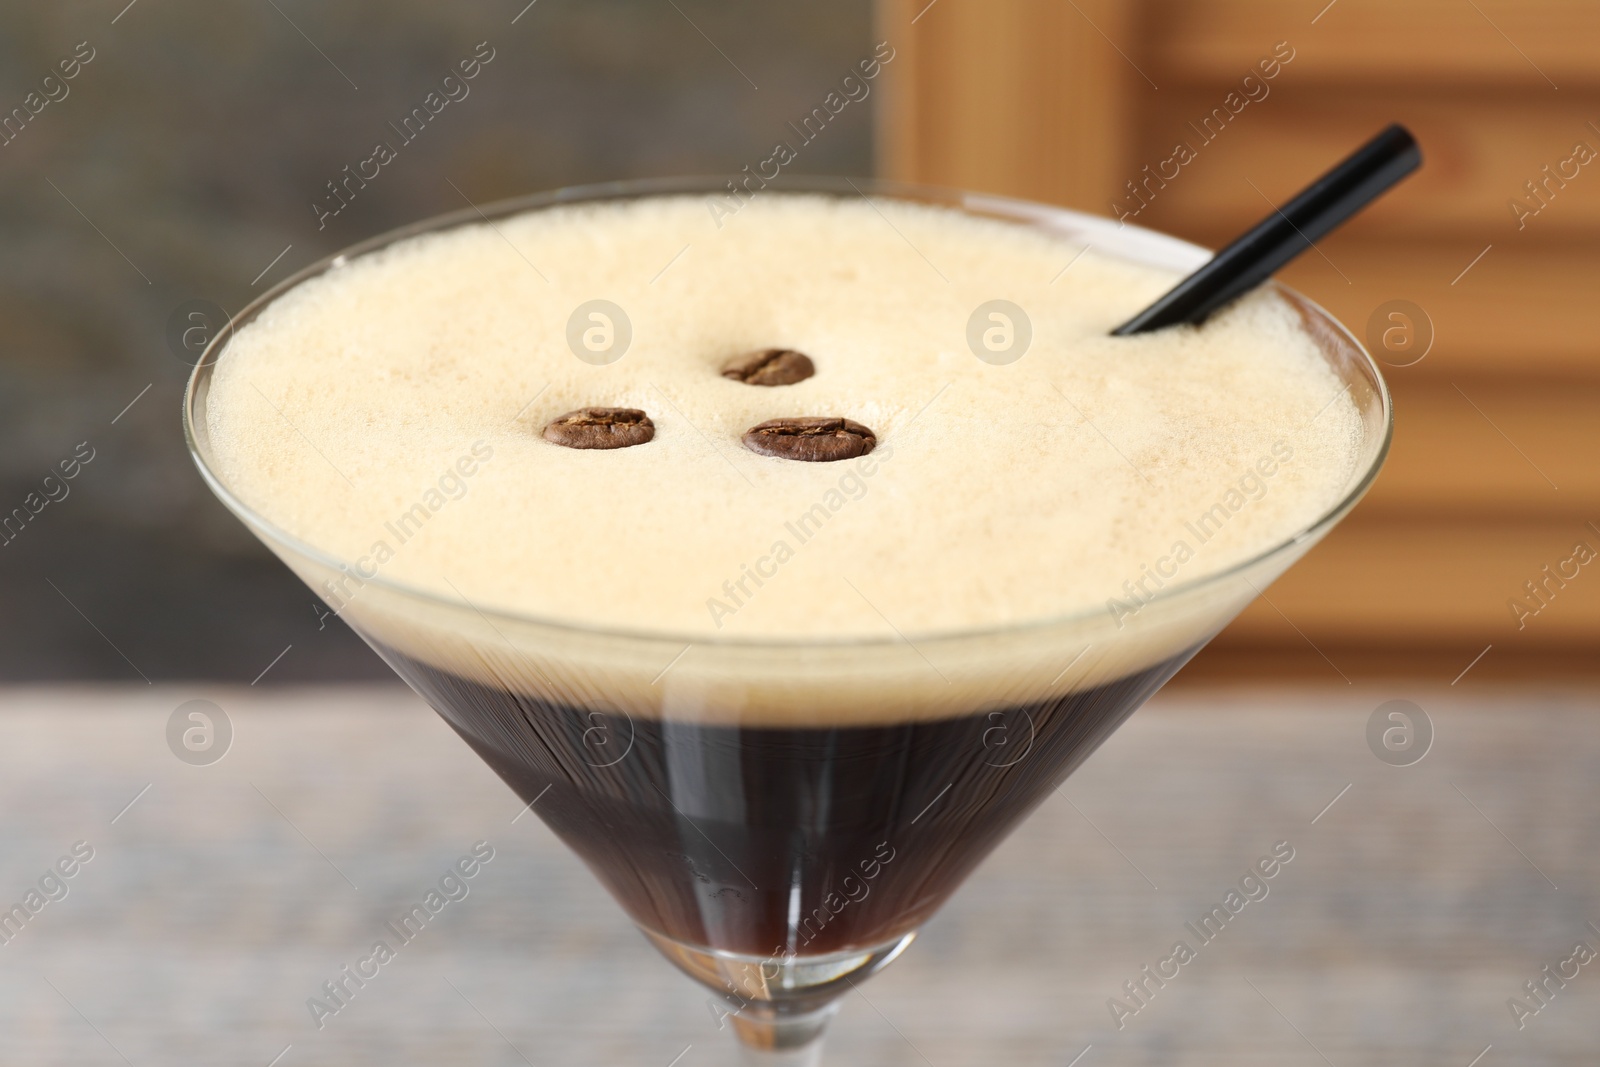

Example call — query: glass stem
[730,1002,837,1066]
[638,928,915,1066]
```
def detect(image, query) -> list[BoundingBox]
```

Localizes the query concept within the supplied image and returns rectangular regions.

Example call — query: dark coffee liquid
[376,642,1194,957]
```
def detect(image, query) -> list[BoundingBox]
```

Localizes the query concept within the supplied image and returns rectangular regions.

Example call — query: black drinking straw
[1112,123,1422,336]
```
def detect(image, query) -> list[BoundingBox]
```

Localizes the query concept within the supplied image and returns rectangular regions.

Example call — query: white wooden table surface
[0,684,1596,1067]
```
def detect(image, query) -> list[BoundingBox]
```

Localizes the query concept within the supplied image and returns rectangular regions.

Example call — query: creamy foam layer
[205,194,1367,716]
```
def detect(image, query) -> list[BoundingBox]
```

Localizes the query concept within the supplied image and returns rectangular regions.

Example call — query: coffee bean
[721,349,815,386]
[742,417,876,462]
[543,407,655,450]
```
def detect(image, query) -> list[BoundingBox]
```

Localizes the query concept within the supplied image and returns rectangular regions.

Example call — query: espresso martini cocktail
[187,180,1387,1063]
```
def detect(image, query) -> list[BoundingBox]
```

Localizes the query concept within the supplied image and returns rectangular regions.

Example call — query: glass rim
[183,174,1393,652]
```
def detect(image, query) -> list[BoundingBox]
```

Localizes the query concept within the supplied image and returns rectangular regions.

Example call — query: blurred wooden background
[877,0,1600,683]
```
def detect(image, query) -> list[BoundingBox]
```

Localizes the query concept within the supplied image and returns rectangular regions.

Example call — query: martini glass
[185,177,1391,1065]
